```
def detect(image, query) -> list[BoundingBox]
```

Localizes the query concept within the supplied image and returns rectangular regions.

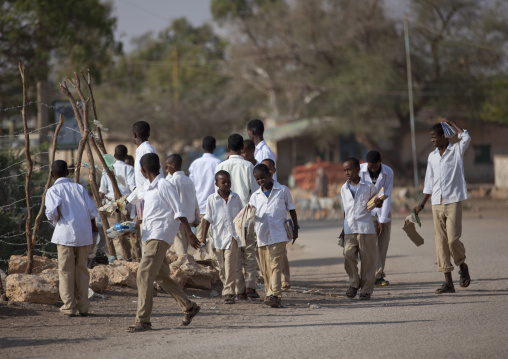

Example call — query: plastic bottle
[200,243,206,260]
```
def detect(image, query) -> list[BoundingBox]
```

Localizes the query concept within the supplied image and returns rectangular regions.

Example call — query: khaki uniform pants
[373,218,392,279]
[213,240,239,296]
[282,247,290,284]
[236,232,258,294]
[258,242,286,297]
[196,214,207,242]
[172,224,190,255]
[344,234,377,295]
[432,201,466,273]
[136,240,193,323]
[57,244,90,315]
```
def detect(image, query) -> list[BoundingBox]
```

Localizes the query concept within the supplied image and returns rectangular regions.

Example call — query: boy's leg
[213,247,227,294]
[267,242,286,298]
[444,202,466,267]
[235,246,246,295]
[432,203,454,273]
[172,224,189,255]
[223,240,239,296]
[243,235,258,291]
[196,214,206,244]
[282,247,290,285]
[75,245,91,314]
[343,234,360,289]
[154,241,193,312]
[358,234,377,295]
[136,240,168,323]
[375,219,392,280]
[57,245,77,315]
[258,246,271,295]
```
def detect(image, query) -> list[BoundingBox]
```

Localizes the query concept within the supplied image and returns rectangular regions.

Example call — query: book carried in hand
[441,121,457,138]
[366,187,386,211]
[284,218,295,243]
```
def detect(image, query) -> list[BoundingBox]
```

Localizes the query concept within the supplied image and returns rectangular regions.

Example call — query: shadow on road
[0,336,106,349]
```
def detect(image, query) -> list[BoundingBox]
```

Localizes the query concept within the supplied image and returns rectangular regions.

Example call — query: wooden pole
[19,63,34,274]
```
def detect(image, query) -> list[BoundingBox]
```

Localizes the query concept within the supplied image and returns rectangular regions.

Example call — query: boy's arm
[289,209,299,243]
[91,218,99,233]
[415,160,433,214]
[202,197,214,245]
[178,217,200,249]
[45,189,61,222]
[127,166,136,192]
[200,220,211,245]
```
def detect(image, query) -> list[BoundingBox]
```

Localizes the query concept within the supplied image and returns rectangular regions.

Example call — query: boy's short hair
[215,170,230,181]
[366,151,381,164]
[140,153,160,174]
[344,157,360,168]
[52,160,68,177]
[228,134,244,152]
[115,145,128,160]
[132,121,150,139]
[430,123,444,136]
[247,119,264,136]
[261,158,275,168]
[202,136,216,153]
[126,155,135,165]
[166,153,182,168]
[243,139,255,151]
[253,163,270,176]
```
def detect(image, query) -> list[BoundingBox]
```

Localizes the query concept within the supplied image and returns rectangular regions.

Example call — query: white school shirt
[359,163,393,224]
[45,177,98,246]
[99,160,136,200]
[216,155,259,207]
[249,182,296,247]
[189,153,221,214]
[423,130,471,205]
[168,171,200,224]
[141,175,186,244]
[254,140,277,182]
[340,179,378,234]
[129,141,163,203]
[204,191,243,250]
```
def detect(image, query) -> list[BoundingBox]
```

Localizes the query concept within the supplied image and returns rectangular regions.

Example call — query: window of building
[473,145,491,164]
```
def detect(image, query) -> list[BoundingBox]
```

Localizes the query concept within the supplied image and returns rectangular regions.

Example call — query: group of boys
[45,116,472,332]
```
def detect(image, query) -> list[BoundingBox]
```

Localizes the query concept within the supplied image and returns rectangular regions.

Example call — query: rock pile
[6,273,59,304]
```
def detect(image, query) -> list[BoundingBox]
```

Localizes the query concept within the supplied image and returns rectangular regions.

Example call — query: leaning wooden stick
[19,63,34,274]
[30,114,65,249]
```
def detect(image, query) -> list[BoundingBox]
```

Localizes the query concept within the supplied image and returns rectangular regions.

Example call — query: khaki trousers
[344,233,377,295]
[432,201,466,273]
[196,214,207,242]
[282,247,290,284]
[57,244,90,315]
[258,242,286,297]
[236,232,258,294]
[373,218,392,279]
[172,224,190,255]
[136,240,193,323]
[213,240,239,296]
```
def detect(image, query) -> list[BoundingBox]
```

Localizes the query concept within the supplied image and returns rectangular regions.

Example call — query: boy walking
[201,170,243,304]
[216,134,259,299]
[413,119,471,294]
[247,119,277,181]
[45,160,99,317]
[250,164,299,308]
[359,151,394,286]
[340,158,383,300]
[166,154,200,255]
[127,153,200,332]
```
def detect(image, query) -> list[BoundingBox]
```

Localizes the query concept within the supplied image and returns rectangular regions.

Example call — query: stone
[88,267,109,293]
[39,268,59,288]
[166,249,179,264]
[180,256,219,290]
[8,255,57,275]
[93,262,137,289]
[169,264,190,288]
[6,273,59,304]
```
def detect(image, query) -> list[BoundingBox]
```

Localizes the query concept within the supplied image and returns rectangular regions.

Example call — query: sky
[111,0,213,52]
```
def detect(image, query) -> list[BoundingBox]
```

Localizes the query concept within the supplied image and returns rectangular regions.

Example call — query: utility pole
[404,13,419,193]
[172,47,179,136]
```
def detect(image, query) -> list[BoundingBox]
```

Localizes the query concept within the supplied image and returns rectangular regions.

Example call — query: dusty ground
[1,198,507,359]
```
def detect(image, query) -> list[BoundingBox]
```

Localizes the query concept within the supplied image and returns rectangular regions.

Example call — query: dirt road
[1,199,507,358]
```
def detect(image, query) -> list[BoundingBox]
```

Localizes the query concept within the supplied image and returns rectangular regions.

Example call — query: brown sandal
[435,283,455,294]
[126,322,152,333]
[180,303,200,326]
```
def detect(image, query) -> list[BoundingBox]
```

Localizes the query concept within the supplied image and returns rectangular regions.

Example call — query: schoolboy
[166,154,200,255]
[247,119,277,181]
[359,150,394,287]
[413,119,471,294]
[242,139,258,166]
[201,170,243,304]
[340,158,383,300]
[126,153,200,332]
[45,160,99,317]
[261,159,291,290]
[125,155,135,167]
[216,134,259,299]
[250,164,299,308]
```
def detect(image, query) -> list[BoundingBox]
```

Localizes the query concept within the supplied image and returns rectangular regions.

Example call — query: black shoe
[87,258,97,269]
[95,252,109,265]
[263,295,281,308]
[375,278,390,286]
[359,293,371,300]
[346,286,359,299]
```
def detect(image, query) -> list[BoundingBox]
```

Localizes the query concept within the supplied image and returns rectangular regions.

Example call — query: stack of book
[441,121,457,138]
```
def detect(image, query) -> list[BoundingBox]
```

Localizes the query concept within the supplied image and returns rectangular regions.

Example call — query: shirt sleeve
[458,130,471,156]
[126,166,136,192]
[44,188,61,221]
[162,182,186,219]
[189,161,196,185]
[248,163,259,194]
[99,171,108,195]
[423,158,434,195]
[203,195,214,224]
[84,189,98,219]
[284,187,297,211]
[379,168,393,223]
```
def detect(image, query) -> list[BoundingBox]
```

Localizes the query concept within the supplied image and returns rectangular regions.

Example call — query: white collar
[54,177,71,185]
[147,174,163,189]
